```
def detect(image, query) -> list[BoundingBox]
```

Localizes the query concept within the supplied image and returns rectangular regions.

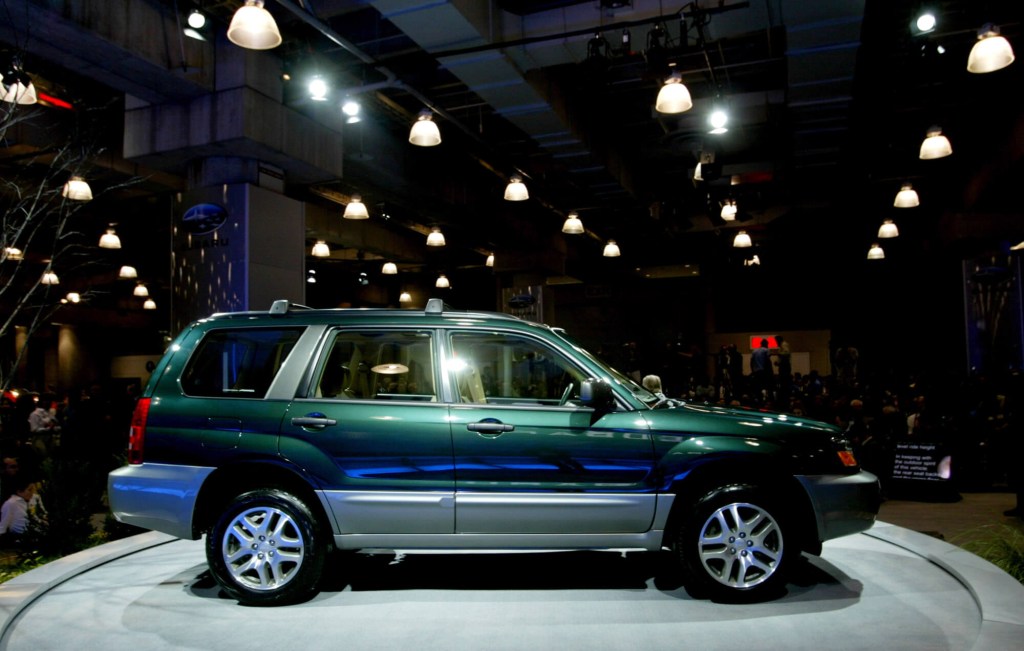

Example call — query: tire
[675,484,795,602]
[206,488,327,606]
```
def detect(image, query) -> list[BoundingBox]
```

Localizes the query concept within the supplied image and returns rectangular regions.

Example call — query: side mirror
[580,378,614,410]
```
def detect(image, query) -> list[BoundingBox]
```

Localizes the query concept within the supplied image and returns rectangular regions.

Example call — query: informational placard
[891,441,951,482]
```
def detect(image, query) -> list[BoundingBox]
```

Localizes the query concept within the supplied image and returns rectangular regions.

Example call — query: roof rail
[269,299,313,315]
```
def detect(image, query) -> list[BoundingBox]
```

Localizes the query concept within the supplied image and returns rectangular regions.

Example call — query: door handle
[467,419,514,435]
[291,413,337,429]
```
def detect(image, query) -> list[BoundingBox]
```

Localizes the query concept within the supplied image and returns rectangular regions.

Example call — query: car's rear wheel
[675,483,795,601]
[206,488,326,606]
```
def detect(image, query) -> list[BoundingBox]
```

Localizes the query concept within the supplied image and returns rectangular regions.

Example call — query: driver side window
[449,331,585,406]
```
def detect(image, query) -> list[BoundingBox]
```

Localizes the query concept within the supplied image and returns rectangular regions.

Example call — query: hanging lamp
[1,57,37,105]
[435,274,450,288]
[134,282,149,297]
[732,231,752,248]
[311,241,330,257]
[41,270,59,285]
[343,195,369,219]
[894,183,920,208]
[562,211,584,234]
[720,200,737,221]
[878,220,899,239]
[62,176,93,201]
[485,253,495,267]
[655,71,692,114]
[409,109,441,146]
[967,24,1015,73]
[919,126,952,160]
[867,243,885,260]
[99,228,122,249]
[381,262,398,275]
[143,298,157,310]
[603,240,621,257]
[227,0,282,50]
[426,228,446,247]
[119,265,138,279]
[504,175,529,201]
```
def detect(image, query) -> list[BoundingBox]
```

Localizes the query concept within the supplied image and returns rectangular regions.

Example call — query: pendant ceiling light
[343,195,369,219]
[878,220,899,239]
[399,291,412,303]
[867,243,885,260]
[227,0,282,50]
[311,240,330,257]
[654,71,692,114]
[485,253,495,267]
[62,176,93,201]
[1,57,37,105]
[720,200,737,221]
[561,211,584,234]
[41,270,59,285]
[967,24,1015,74]
[603,240,621,257]
[381,261,398,275]
[306,270,317,284]
[743,255,761,267]
[409,109,441,147]
[143,298,157,310]
[5,247,23,261]
[504,175,529,201]
[134,282,149,297]
[119,265,138,279]
[426,227,446,247]
[732,231,752,248]
[893,183,920,208]
[435,274,450,288]
[919,126,952,160]
[99,228,121,249]
[64,292,81,304]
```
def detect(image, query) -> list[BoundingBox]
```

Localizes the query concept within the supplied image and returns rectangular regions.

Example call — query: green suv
[108,299,880,605]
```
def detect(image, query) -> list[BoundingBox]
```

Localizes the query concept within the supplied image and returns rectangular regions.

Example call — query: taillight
[128,397,151,465]
[837,450,858,467]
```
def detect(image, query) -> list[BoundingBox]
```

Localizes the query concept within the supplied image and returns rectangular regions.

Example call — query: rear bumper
[797,470,882,543]
[107,463,215,540]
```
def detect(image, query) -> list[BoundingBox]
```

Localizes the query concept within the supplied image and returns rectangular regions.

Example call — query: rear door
[280,328,454,534]
[445,329,657,534]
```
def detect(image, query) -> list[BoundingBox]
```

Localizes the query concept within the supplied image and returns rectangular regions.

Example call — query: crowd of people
[0,382,139,548]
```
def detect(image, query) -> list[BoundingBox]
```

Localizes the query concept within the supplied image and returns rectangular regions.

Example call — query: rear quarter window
[180,327,304,398]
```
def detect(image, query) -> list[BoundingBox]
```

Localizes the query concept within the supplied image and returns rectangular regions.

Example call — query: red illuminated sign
[749,335,779,350]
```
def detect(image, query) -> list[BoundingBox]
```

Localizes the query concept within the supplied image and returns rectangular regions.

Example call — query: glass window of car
[449,331,586,405]
[180,327,303,398]
[314,330,436,401]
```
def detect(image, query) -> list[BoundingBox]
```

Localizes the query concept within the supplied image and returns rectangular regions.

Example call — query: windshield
[550,328,662,407]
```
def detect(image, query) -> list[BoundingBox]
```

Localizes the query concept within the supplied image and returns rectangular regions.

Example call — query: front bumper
[107,463,215,540]
[797,470,882,543]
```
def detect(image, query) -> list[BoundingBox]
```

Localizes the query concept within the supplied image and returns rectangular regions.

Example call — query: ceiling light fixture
[5,247,23,261]
[709,108,729,134]
[134,282,149,297]
[409,109,441,146]
[919,126,952,160]
[99,227,121,249]
[654,71,692,114]
[562,211,584,234]
[1,56,37,105]
[311,240,330,257]
[485,253,494,267]
[878,220,899,238]
[967,24,1015,73]
[184,9,208,40]
[720,199,737,221]
[504,175,529,201]
[119,265,138,279]
[342,99,361,124]
[308,76,329,102]
[435,274,450,288]
[603,240,621,257]
[732,231,752,248]
[426,227,446,247]
[307,269,317,284]
[912,12,936,35]
[894,183,920,208]
[62,176,93,201]
[867,243,885,260]
[143,298,157,310]
[343,194,369,219]
[227,0,282,50]
[382,261,398,275]
[399,291,412,303]
[65,292,81,304]
[743,255,761,266]
[41,269,59,285]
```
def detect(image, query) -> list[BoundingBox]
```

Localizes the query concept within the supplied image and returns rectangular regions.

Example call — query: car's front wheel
[675,483,795,601]
[206,488,326,606]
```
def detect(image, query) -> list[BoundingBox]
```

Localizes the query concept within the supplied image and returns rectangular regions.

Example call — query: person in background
[0,475,44,545]
[750,338,773,403]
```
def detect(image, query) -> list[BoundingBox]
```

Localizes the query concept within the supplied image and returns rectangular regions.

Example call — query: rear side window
[181,328,304,398]
[314,330,435,401]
